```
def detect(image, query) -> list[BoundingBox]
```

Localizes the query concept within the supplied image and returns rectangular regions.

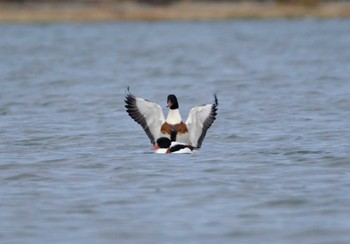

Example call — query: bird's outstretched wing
[185,95,218,148]
[125,88,165,145]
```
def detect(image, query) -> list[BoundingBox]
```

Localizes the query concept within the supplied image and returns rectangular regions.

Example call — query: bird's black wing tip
[213,93,218,106]
[125,86,136,100]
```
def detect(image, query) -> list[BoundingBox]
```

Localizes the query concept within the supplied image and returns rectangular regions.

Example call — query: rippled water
[1,20,350,243]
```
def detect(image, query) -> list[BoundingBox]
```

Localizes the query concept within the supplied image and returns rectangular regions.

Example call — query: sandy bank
[1,2,350,23]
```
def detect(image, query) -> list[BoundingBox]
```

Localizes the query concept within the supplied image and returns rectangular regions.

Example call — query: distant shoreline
[1,2,350,23]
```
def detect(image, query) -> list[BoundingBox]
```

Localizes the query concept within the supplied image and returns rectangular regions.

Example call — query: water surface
[1,20,350,243]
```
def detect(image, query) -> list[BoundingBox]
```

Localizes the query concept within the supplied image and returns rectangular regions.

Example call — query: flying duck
[153,137,195,154]
[125,87,218,150]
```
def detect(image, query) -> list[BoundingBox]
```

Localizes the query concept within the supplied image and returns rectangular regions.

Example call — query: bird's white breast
[165,109,182,124]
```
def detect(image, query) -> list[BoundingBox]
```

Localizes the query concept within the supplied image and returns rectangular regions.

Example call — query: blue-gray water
[1,20,350,243]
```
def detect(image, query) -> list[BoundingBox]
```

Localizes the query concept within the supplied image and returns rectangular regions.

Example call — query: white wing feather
[125,91,165,145]
[185,95,218,148]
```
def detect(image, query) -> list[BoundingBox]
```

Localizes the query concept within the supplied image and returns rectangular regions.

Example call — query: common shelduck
[125,87,218,150]
[153,137,195,154]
